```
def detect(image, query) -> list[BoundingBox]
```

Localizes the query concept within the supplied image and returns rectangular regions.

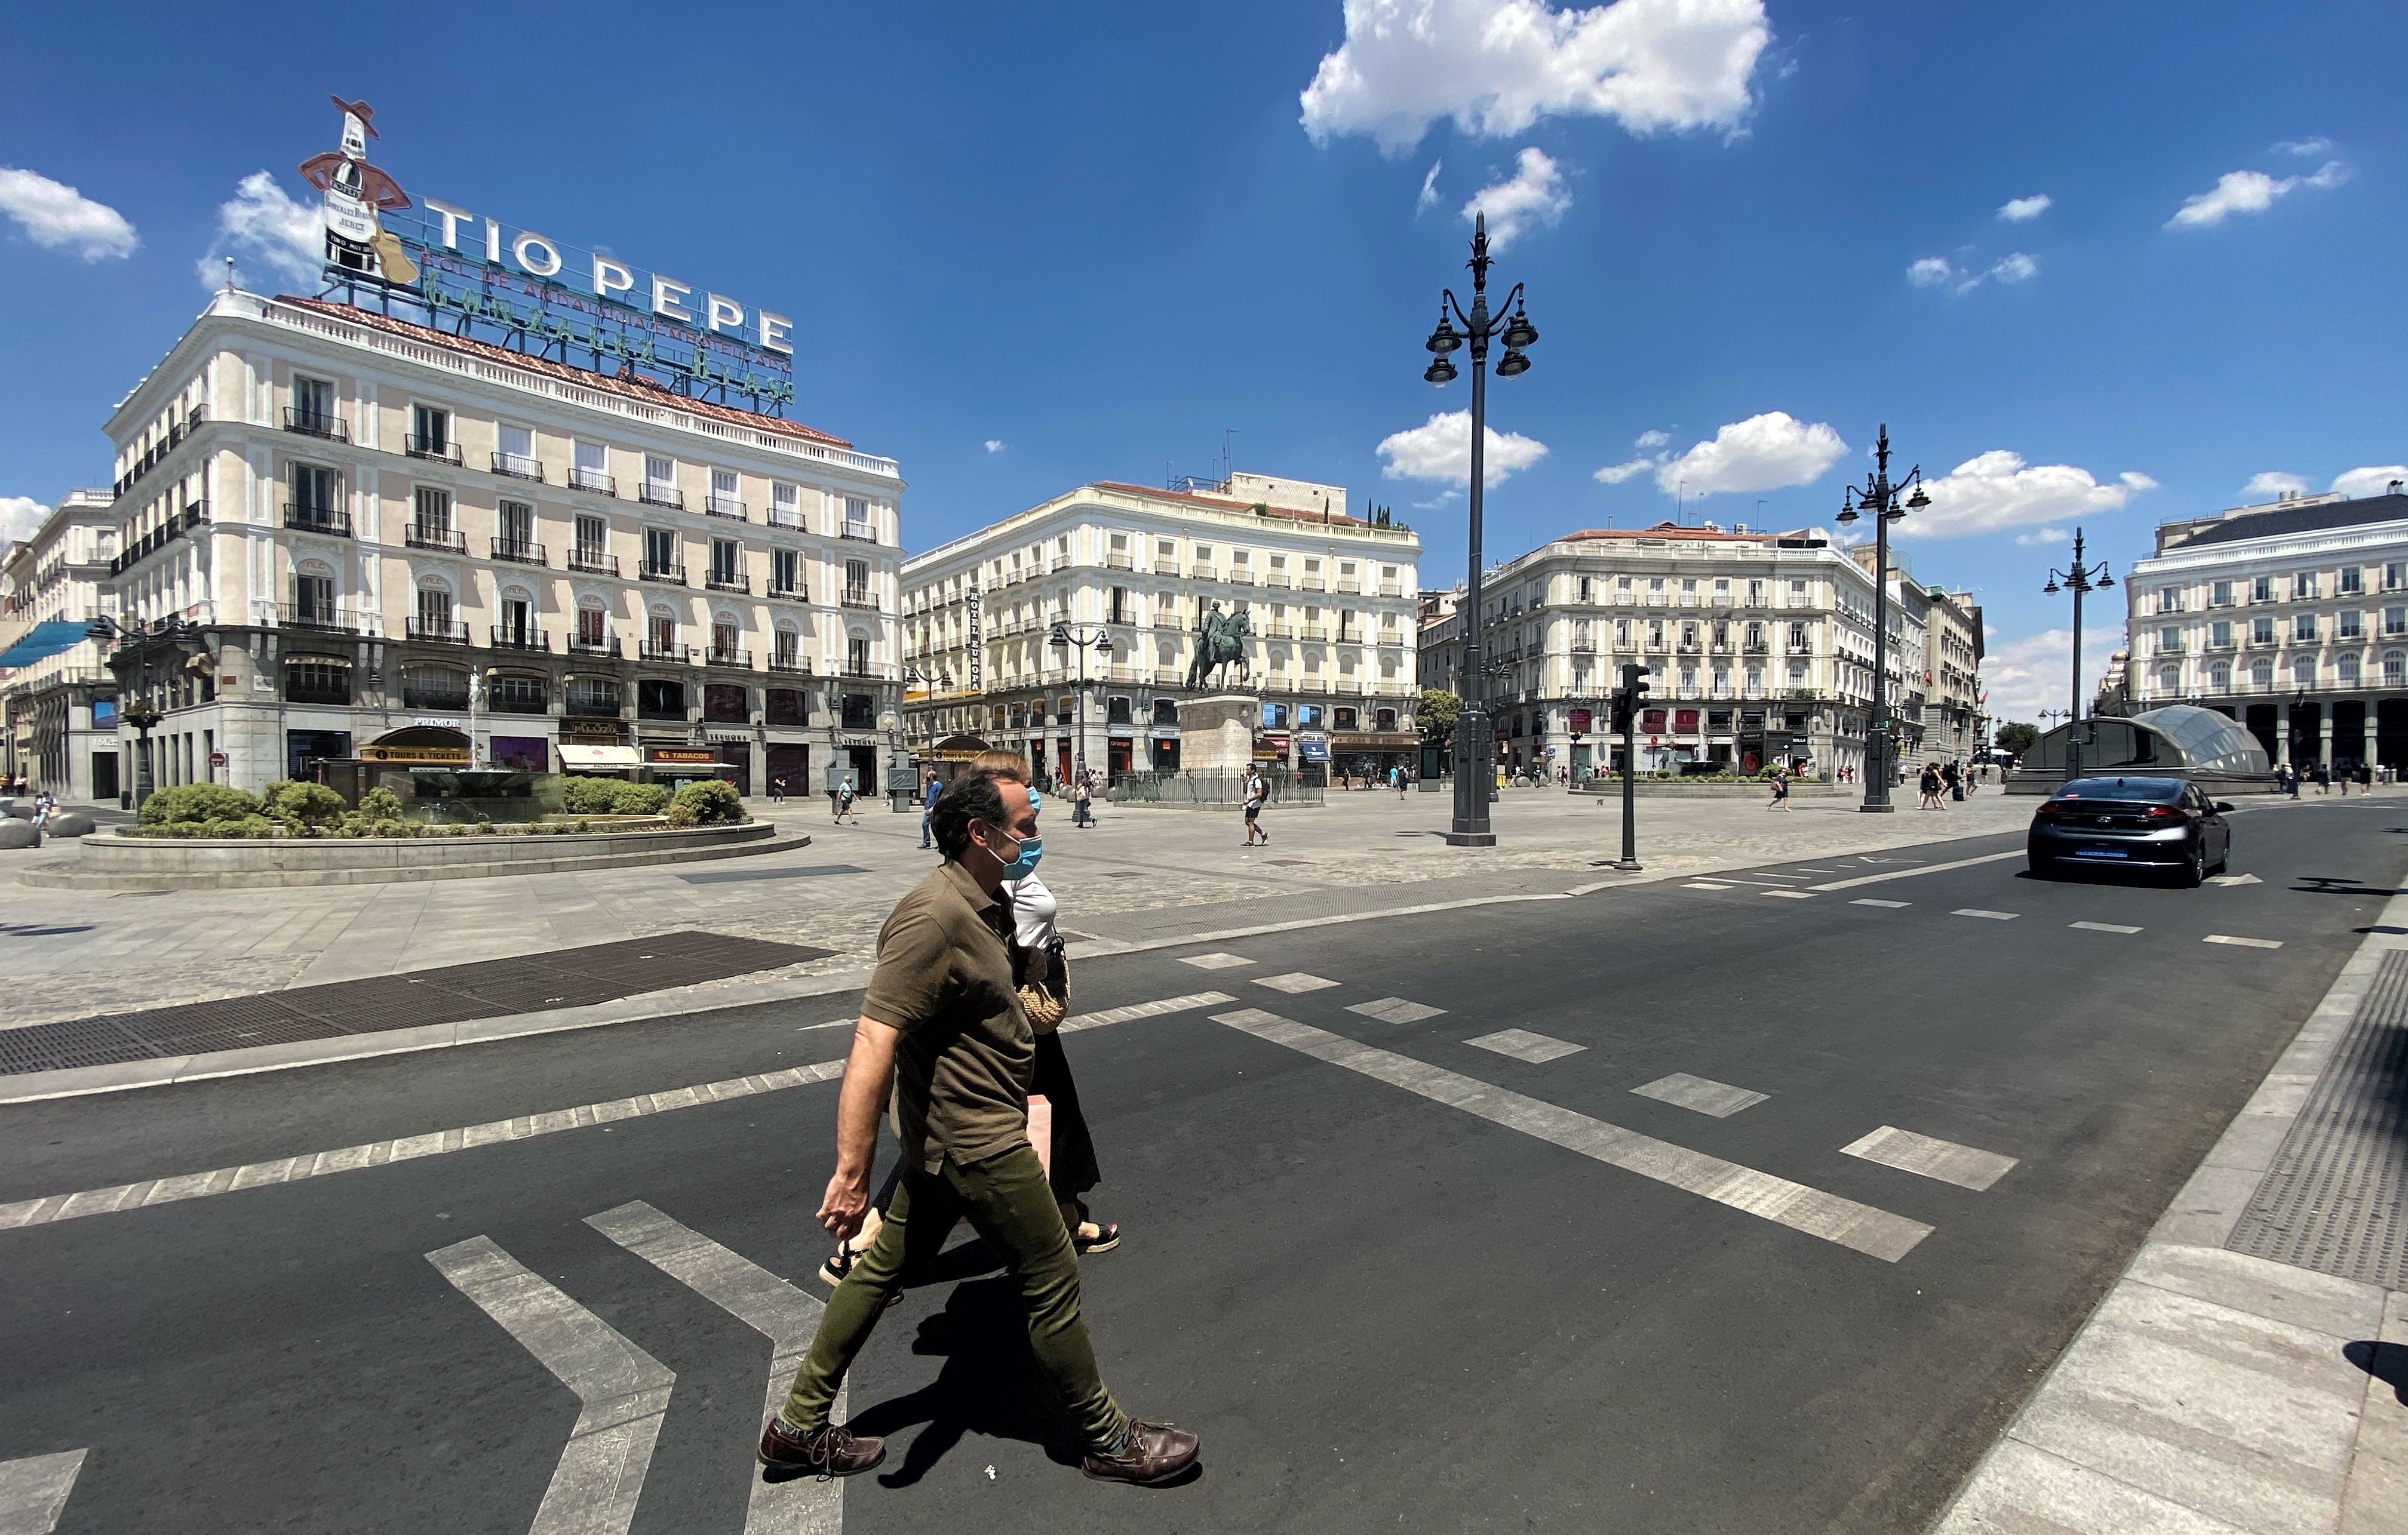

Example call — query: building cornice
[903,482,1420,576]
[2129,518,2408,577]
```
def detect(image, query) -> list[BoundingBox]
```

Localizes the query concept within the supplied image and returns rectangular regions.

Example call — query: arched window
[2339,653,2361,686]
[2157,665,2179,693]
[2293,655,2317,687]
[2385,651,2404,688]
[2209,661,2231,692]
[2250,657,2274,687]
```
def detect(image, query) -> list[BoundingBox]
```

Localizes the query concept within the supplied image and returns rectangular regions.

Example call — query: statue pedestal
[1178,695,1259,777]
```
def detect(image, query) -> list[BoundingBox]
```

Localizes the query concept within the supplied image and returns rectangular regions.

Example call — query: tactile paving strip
[2227,949,2408,1288]
[0,931,836,1077]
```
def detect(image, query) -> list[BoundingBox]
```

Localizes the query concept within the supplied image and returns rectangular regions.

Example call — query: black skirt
[1031,1032,1102,1201]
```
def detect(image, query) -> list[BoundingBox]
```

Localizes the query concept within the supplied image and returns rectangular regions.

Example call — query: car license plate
[2072,847,2129,859]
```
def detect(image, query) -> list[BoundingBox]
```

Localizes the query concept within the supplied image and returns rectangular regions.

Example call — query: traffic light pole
[1614,660,1644,871]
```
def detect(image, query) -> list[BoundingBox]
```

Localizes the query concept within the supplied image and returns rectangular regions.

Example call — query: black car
[2028,776,2233,885]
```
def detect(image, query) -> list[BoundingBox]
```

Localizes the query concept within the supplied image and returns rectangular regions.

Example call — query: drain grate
[0,930,837,1077]
[2228,949,2408,1288]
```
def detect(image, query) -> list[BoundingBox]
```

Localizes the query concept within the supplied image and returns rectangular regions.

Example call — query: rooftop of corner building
[1556,520,1819,545]
[275,297,853,448]
[902,475,1415,572]
[2158,490,2408,553]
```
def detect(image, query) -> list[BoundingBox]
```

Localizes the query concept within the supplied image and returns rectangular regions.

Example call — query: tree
[1418,688,1461,742]
[1994,721,2041,756]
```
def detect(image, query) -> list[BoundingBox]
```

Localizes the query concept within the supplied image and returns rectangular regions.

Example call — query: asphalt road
[2,796,2399,1534]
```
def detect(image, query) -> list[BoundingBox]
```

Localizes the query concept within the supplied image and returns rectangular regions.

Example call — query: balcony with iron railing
[282,500,352,537]
[841,589,880,610]
[705,647,752,670]
[841,522,878,543]
[570,466,617,496]
[569,634,622,657]
[492,451,544,482]
[569,548,620,576]
[1228,567,1255,585]
[492,626,549,652]
[767,582,807,601]
[1153,561,1180,576]
[1190,564,1217,580]
[1105,552,1134,571]
[1337,580,1363,595]
[705,572,751,594]
[110,503,208,576]
[279,603,370,634]
[404,433,462,466]
[1300,577,1326,592]
[406,524,467,553]
[282,408,348,442]
[640,641,692,663]
[702,494,747,521]
[766,506,806,531]
[401,684,471,711]
[769,654,815,675]
[639,483,685,510]
[490,539,546,567]
[640,562,688,586]
[405,617,470,644]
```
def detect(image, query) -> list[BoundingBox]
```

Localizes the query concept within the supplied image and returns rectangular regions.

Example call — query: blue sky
[2,1,2400,717]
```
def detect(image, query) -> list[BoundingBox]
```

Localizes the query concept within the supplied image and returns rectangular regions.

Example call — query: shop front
[643,744,729,789]
[767,743,812,797]
[1148,727,1180,772]
[1330,728,1421,785]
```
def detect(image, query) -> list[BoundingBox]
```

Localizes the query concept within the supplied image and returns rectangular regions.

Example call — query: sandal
[1073,1220,1122,1256]
[816,1244,861,1288]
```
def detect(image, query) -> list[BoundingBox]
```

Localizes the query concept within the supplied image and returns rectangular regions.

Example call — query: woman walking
[1918,762,1944,810]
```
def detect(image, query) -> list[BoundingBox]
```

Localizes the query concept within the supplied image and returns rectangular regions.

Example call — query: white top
[1002,871,1057,950]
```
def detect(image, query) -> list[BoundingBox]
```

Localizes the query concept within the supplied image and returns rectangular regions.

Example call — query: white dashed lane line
[1953,909,2019,921]
[1762,890,1816,900]
[1255,972,1341,995]
[1348,997,1447,1025]
[1631,1073,1770,1118]
[1684,882,1733,891]
[1851,899,1911,909]
[1841,1125,2020,1192]
[2069,921,2143,934]
[1178,952,1255,970]
[2203,934,2284,949]
[1464,1028,1587,1064]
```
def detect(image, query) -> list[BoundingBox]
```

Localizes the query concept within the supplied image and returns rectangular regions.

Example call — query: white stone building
[1417,521,1927,782]
[2123,487,2408,771]
[900,473,1423,782]
[97,288,905,801]
[0,490,122,800]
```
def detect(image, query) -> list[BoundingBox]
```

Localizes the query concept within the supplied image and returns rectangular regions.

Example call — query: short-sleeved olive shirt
[862,860,1033,1173]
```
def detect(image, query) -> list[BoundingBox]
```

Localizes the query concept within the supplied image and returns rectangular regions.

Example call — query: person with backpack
[1241,766,1268,846]
[1072,770,1095,829]
[1765,764,1791,811]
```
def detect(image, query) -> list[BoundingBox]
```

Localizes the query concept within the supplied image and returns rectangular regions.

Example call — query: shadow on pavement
[851,1275,1090,1484]
[2345,1340,2408,1405]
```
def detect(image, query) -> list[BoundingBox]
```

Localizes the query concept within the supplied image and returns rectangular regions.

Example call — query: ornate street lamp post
[1423,211,1537,847]
[2041,527,2113,779]
[1835,425,1931,811]
[1048,620,1116,788]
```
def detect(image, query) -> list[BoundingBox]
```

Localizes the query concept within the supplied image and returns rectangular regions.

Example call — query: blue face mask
[987,823,1043,880]
[1028,788,1043,815]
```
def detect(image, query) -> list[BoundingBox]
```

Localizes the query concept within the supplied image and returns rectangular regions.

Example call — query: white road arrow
[0,1450,85,1535]
[428,1236,674,1535]
[586,1201,844,1535]
[2208,873,2262,887]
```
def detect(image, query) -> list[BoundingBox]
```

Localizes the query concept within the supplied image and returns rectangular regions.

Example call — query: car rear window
[2054,777,2184,802]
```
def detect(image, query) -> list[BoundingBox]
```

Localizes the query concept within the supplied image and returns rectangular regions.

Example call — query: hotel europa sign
[297,94,796,413]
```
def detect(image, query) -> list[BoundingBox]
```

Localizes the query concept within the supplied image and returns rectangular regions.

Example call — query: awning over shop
[559,744,643,768]
[0,620,91,670]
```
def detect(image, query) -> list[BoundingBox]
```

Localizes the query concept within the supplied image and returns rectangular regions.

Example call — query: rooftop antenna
[222,256,237,293]
[1222,427,1237,483]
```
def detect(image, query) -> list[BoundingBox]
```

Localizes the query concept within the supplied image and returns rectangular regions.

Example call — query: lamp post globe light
[2040,527,2112,780]
[1423,211,1538,847]
[1833,424,1931,812]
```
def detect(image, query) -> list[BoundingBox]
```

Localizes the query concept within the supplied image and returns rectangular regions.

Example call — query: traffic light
[1610,690,1632,734]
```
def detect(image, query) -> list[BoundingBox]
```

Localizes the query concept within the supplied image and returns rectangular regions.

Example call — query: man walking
[1765,762,1791,811]
[919,770,941,848]
[760,768,1199,1486]
[1241,765,1268,845]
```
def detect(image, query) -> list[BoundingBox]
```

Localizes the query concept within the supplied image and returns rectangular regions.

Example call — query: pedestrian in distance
[1397,764,1410,800]
[2361,760,2376,793]
[919,770,942,848]
[836,776,859,823]
[1073,771,1095,829]
[761,765,1196,1487]
[1943,759,1964,803]
[1766,764,1792,811]
[2314,761,2331,795]
[1241,765,1268,846]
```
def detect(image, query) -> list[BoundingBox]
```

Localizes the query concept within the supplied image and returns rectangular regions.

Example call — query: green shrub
[562,777,668,816]
[139,783,262,825]
[666,779,745,828]
[360,786,405,821]
[260,780,348,833]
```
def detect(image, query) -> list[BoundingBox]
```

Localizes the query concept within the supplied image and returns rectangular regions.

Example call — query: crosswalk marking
[1214,1010,1931,1262]
[1851,899,1911,909]
[2069,921,2142,934]
[1254,973,1341,994]
[1632,1072,1770,1118]
[1465,1028,1586,1064]
[428,1236,674,1535]
[1723,875,1810,885]
[1841,1125,2020,1192]
[0,1449,85,1534]
[1177,952,1254,970]
[0,992,1236,1232]
[586,1202,844,1535]
[1762,890,1815,900]
[2203,934,2283,950]
[1348,996,1447,1025]
[1684,882,1733,891]
[1952,909,2019,921]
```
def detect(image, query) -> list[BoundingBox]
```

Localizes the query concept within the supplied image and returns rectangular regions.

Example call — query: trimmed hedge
[665,779,747,828]
[562,776,670,816]
[138,783,263,825]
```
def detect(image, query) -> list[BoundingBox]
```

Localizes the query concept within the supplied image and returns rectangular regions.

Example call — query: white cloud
[1906,256,1955,288]
[1300,0,1772,154]
[1654,411,1845,496]
[1906,450,2155,539]
[1416,159,1443,212]
[1,496,49,545]
[2241,471,2308,500]
[0,167,137,260]
[1592,458,1653,484]
[1989,252,2038,284]
[1462,147,1570,250]
[1997,193,2051,222]
[2273,136,2332,157]
[199,171,323,289]
[2167,161,2350,229]
[1981,624,2126,718]
[2332,465,2407,499]
[983,439,1006,454]
[1377,409,1549,486]
[1633,428,1668,448]
[2013,526,2071,547]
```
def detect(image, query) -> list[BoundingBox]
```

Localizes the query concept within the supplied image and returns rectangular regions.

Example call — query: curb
[16,826,808,891]
[1927,883,2408,1534]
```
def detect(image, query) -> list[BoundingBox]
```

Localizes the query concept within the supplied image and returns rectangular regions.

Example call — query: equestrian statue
[1185,603,1253,691]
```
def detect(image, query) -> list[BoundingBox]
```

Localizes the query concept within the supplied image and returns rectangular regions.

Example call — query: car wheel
[2028,851,2057,879]
[2179,839,2206,888]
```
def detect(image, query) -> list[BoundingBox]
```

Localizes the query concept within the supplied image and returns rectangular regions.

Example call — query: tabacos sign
[296,94,796,413]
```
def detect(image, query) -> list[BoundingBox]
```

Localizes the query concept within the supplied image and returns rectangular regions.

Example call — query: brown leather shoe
[1081,1419,1199,1485]
[758,1419,886,1478]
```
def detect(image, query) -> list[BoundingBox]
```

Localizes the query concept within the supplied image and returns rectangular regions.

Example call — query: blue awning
[0,620,91,670]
